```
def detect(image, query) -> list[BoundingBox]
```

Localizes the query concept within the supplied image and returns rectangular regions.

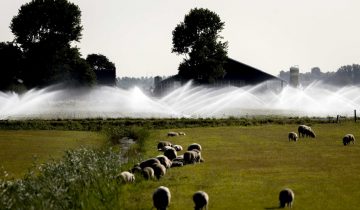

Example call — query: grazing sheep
[170,161,184,167]
[130,165,142,174]
[298,125,316,138]
[343,134,356,146]
[193,191,209,210]
[118,171,135,183]
[158,141,172,151]
[178,131,186,136]
[288,132,298,142]
[184,149,202,164]
[153,186,171,210]
[188,143,202,151]
[140,158,161,169]
[173,155,184,163]
[151,163,166,180]
[167,132,179,137]
[162,145,173,151]
[279,188,294,208]
[172,144,183,151]
[142,167,155,180]
[164,147,177,160]
[156,155,172,168]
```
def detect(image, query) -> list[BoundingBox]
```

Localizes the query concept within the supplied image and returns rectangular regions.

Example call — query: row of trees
[279,64,360,87]
[0,0,116,91]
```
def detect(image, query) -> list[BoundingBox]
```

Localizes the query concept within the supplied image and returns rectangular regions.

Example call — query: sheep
[343,134,356,146]
[193,191,209,210]
[164,147,177,160]
[288,132,298,142]
[162,145,173,151]
[158,141,172,151]
[172,144,183,151]
[152,186,171,210]
[118,171,135,183]
[170,161,184,167]
[279,188,294,208]
[130,165,142,174]
[173,155,184,163]
[142,167,155,180]
[184,149,202,164]
[156,155,172,168]
[298,125,316,138]
[188,143,202,151]
[178,131,186,136]
[167,131,179,137]
[140,158,161,169]
[151,163,166,180]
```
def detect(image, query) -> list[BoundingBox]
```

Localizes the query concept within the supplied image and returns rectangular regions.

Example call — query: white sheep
[279,188,294,208]
[298,125,316,138]
[156,155,172,168]
[178,131,186,136]
[343,134,355,145]
[184,149,202,164]
[151,162,166,180]
[167,131,179,137]
[172,144,183,151]
[140,158,161,169]
[288,132,298,142]
[188,143,202,151]
[164,147,177,160]
[157,141,172,151]
[153,186,171,210]
[193,191,209,210]
[142,167,155,180]
[118,171,135,183]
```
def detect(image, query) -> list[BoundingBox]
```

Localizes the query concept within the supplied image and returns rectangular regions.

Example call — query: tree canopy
[86,54,116,85]
[172,8,228,83]
[7,0,96,88]
[0,42,23,91]
[10,0,82,51]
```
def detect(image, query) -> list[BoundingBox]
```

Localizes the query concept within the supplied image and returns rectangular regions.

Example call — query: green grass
[118,122,360,210]
[0,130,106,178]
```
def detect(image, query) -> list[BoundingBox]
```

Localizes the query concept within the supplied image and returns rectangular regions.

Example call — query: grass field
[0,130,106,178]
[118,122,360,210]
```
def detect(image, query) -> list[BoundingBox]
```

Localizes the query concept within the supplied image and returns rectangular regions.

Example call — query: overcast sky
[1,0,360,78]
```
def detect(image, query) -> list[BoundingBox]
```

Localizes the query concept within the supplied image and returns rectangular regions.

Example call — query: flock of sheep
[288,124,356,146]
[118,131,207,209]
[119,125,355,209]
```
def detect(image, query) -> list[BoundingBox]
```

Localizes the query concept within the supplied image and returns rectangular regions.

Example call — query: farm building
[154,58,286,95]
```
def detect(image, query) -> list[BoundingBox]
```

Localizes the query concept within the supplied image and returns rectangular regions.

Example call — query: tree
[172,8,228,83]
[86,54,116,85]
[9,0,95,88]
[10,0,82,51]
[0,42,24,91]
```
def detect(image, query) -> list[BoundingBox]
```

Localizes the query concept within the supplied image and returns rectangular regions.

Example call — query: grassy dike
[119,122,360,210]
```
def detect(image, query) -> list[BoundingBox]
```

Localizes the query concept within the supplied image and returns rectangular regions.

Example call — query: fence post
[355,110,357,122]
[337,115,339,123]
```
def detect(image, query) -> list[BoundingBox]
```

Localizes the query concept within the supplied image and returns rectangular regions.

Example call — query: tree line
[279,65,360,87]
[0,0,116,92]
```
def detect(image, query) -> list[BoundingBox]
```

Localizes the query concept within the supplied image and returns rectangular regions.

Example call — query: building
[154,58,286,95]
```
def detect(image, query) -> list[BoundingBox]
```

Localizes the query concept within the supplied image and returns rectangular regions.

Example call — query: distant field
[119,122,360,210]
[0,130,106,178]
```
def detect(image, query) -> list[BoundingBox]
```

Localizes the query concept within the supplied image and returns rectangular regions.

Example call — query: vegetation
[86,54,116,85]
[1,121,360,209]
[172,8,228,84]
[0,0,116,91]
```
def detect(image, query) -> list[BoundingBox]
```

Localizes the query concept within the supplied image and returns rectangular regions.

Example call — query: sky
[1,0,360,78]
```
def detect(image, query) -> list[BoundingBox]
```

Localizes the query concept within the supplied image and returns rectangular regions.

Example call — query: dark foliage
[172,8,228,84]
[86,54,116,85]
[0,42,24,91]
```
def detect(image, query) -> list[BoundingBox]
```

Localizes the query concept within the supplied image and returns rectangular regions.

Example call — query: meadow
[0,130,106,178]
[120,122,360,210]
[1,119,360,209]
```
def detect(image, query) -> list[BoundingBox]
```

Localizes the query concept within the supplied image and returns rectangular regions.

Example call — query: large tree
[172,8,228,83]
[86,54,116,85]
[0,42,23,91]
[10,0,95,88]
